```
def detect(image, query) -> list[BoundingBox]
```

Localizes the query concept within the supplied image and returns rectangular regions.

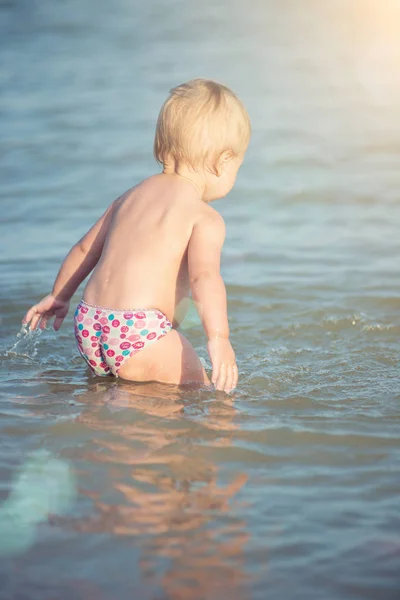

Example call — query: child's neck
[162,164,206,200]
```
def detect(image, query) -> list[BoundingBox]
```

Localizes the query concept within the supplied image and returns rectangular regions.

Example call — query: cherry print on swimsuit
[74,301,172,377]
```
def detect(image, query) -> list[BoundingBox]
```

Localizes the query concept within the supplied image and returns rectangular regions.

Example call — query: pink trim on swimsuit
[74,300,172,377]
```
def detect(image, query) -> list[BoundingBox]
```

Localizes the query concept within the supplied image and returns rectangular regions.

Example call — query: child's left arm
[23,201,116,331]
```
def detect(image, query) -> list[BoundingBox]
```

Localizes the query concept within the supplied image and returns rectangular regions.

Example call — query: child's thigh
[118,330,210,386]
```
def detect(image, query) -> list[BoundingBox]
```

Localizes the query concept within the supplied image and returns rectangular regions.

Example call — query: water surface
[1,1,399,598]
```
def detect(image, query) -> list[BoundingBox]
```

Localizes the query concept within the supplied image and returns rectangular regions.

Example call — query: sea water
[1,1,399,598]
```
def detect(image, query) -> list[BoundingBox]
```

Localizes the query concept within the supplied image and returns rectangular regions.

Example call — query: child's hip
[73,300,172,377]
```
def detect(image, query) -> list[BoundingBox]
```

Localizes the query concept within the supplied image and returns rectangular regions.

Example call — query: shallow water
[1,0,400,598]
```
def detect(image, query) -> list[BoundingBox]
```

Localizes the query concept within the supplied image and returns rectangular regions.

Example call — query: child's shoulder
[191,203,226,245]
[198,201,225,225]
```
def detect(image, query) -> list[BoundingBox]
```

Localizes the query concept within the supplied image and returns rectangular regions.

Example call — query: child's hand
[22,294,70,331]
[207,338,238,394]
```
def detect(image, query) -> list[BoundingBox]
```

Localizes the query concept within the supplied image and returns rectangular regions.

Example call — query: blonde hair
[154,79,251,171]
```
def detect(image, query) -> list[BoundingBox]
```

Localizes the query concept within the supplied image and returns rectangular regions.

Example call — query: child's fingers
[212,362,220,387]
[22,306,36,325]
[225,365,235,394]
[53,316,64,331]
[216,363,227,392]
[232,364,238,390]
[30,313,41,330]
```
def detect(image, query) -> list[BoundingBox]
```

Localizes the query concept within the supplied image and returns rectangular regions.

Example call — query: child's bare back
[82,173,222,385]
[23,79,251,393]
[84,174,212,323]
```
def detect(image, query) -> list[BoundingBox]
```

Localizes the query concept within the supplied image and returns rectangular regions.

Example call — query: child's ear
[215,150,235,177]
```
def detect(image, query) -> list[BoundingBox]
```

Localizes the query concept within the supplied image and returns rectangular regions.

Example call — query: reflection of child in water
[23,79,251,393]
[74,383,250,600]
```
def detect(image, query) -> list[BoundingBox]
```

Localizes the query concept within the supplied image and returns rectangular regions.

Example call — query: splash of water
[6,325,42,360]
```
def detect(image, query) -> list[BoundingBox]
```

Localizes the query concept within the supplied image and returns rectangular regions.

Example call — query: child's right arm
[23,201,116,331]
[188,211,238,394]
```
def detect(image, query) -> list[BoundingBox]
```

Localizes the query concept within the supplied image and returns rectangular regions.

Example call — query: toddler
[23,79,251,393]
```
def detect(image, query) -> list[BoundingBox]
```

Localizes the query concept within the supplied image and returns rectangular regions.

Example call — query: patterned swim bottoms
[74,300,172,377]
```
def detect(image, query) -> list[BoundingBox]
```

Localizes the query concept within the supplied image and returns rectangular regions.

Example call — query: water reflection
[72,382,251,599]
